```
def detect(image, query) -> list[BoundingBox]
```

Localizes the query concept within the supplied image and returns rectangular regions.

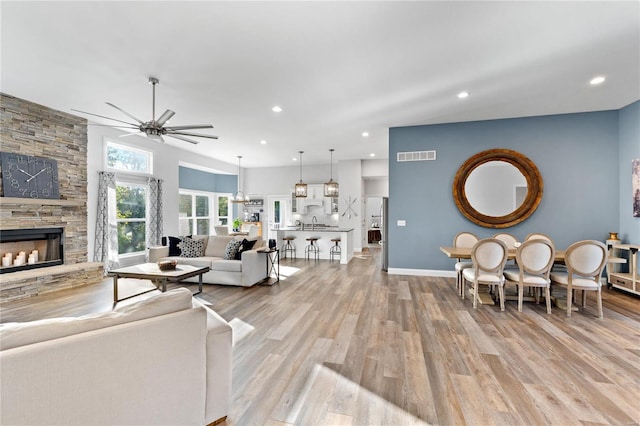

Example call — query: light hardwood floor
[2,248,639,425]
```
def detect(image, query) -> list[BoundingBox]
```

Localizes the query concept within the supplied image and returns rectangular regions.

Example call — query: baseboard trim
[387,268,455,278]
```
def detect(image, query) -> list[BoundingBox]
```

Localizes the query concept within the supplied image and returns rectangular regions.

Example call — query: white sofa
[149,235,268,287]
[0,288,232,426]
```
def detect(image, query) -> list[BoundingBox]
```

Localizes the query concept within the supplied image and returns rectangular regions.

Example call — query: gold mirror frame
[452,148,543,228]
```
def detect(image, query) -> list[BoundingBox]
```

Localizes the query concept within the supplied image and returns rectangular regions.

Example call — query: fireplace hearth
[0,228,64,274]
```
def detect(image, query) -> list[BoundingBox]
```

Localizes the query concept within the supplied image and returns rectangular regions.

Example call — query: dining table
[440,245,625,307]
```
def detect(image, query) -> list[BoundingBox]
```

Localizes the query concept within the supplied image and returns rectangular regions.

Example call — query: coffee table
[108,263,210,303]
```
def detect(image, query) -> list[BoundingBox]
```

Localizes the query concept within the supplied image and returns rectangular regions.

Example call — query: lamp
[231,155,249,204]
[294,151,307,198]
[324,148,339,197]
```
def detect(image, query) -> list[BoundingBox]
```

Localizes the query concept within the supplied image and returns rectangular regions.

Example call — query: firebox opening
[0,228,64,274]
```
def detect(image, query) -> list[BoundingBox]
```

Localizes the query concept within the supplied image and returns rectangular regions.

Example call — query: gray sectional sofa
[148,235,268,287]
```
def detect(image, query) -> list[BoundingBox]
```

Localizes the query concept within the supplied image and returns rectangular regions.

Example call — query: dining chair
[524,233,554,243]
[214,225,229,236]
[462,238,508,309]
[503,239,555,313]
[453,232,479,297]
[549,240,608,318]
[493,232,519,270]
[492,232,519,249]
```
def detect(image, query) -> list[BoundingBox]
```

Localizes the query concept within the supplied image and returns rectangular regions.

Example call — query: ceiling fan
[72,77,218,145]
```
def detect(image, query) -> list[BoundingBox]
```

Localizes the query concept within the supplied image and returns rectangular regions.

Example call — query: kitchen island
[273,227,354,264]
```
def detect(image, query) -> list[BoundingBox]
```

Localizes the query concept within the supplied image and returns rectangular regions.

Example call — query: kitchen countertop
[273,227,354,232]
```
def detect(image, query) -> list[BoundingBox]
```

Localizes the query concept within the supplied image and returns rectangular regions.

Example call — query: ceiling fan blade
[105,102,144,124]
[164,124,214,131]
[166,134,200,145]
[71,108,138,126]
[155,109,175,127]
[85,123,140,129]
[167,130,219,140]
[119,132,144,138]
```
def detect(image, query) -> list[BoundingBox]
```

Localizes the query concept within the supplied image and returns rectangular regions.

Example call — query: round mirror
[453,149,543,228]
[465,161,527,216]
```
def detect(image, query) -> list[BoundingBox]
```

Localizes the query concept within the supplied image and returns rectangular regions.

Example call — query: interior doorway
[267,195,291,241]
[365,196,384,248]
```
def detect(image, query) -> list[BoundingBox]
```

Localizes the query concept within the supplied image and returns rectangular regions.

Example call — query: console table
[608,244,639,296]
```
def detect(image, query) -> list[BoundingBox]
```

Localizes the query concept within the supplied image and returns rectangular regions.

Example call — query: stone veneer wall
[0,93,103,302]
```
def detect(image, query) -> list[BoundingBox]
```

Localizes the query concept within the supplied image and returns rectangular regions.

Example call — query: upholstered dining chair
[549,240,608,318]
[524,233,554,243]
[462,239,508,309]
[492,232,519,249]
[453,232,479,297]
[503,239,555,313]
[214,225,229,236]
[493,232,519,269]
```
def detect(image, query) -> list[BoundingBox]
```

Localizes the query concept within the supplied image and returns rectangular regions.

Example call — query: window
[217,195,229,225]
[116,182,147,255]
[106,141,153,174]
[179,190,231,235]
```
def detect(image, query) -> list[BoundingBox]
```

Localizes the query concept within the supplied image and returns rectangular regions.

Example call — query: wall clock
[0,152,60,199]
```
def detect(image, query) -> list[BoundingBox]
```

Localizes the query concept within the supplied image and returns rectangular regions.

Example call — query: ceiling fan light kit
[72,76,218,145]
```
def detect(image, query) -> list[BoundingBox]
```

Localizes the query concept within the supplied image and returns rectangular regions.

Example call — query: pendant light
[324,148,339,197]
[231,155,249,204]
[294,151,307,198]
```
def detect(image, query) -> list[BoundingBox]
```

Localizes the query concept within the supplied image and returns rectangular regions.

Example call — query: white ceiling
[2,1,638,168]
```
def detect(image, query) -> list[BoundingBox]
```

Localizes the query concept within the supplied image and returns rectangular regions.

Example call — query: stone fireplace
[0,93,103,302]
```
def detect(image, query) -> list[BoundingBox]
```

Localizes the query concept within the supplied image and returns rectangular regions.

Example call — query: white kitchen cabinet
[324,196,338,214]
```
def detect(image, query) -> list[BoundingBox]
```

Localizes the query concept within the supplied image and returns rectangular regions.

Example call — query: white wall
[362,159,388,178]
[338,160,364,251]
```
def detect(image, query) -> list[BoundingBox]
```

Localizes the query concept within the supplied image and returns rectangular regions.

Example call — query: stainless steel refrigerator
[381,197,388,271]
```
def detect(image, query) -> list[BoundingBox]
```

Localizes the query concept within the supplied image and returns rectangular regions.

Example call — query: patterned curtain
[94,171,119,272]
[147,177,164,250]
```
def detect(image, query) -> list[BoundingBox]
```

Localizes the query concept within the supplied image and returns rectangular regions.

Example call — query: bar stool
[305,237,320,261]
[330,237,341,261]
[282,236,296,259]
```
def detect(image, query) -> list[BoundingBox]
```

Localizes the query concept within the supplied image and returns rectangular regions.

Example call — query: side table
[258,248,280,285]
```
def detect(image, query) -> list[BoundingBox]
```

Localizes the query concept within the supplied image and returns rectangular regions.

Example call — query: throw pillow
[162,236,183,256]
[179,236,205,258]
[223,239,243,260]
[235,238,257,260]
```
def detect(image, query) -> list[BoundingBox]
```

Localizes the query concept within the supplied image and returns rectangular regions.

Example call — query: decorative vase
[268,239,277,249]
[608,232,619,241]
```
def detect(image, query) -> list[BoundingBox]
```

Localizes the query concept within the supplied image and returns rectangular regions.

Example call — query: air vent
[396,150,436,162]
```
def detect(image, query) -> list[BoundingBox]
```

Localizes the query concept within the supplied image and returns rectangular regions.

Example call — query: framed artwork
[633,158,640,218]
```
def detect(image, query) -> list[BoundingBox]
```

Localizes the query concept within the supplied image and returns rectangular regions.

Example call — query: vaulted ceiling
[2,1,638,168]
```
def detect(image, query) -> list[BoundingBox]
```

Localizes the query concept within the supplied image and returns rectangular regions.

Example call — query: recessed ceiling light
[260,140,267,145]
[457,91,470,99]
[370,153,376,157]
[362,132,369,137]
[293,157,297,161]
[272,106,282,112]
[590,76,606,85]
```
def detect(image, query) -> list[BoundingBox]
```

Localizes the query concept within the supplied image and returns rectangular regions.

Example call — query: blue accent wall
[389,110,622,271]
[618,100,640,243]
[178,166,237,193]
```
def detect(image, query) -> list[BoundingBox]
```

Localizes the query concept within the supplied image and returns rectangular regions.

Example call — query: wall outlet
[397,220,406,226]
